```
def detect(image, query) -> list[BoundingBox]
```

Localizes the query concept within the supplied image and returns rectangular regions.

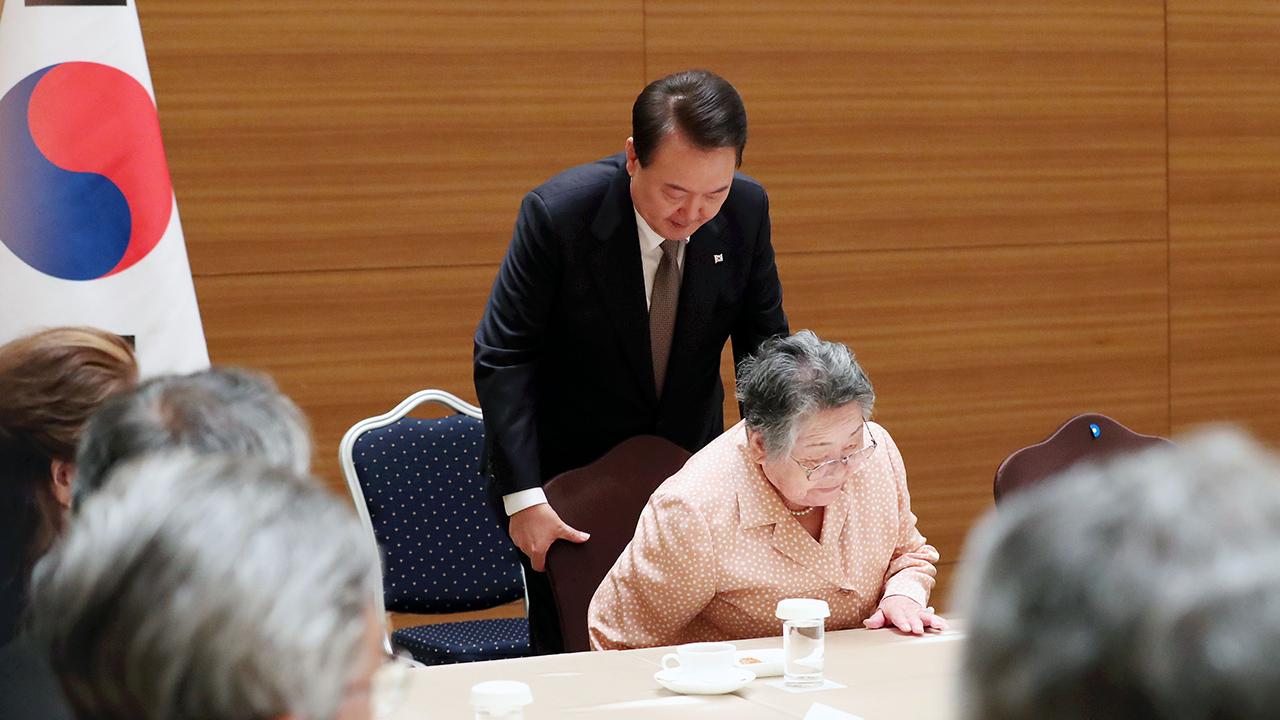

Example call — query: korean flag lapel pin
[714,253,724,264]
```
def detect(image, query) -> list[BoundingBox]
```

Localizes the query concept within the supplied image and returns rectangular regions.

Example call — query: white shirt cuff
[503,488,548,516]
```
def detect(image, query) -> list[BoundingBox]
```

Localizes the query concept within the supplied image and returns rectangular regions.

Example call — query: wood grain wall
[1168,0,1280,443]
[136,0,1280,611]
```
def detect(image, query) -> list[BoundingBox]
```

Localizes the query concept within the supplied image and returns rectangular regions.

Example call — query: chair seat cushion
[392,617,531,665]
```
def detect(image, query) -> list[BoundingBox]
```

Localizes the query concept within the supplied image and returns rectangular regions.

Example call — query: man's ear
[745,430,769,465]
[51,459,74,509]
[625,136,639,175]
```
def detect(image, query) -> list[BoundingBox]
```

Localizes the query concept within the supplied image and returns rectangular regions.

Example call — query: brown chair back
[994,413,1174,504]
[542,435,692,653]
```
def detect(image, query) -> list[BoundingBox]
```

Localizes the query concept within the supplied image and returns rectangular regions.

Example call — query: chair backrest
[994,413,1175,504]
[340,390,524,650]
[542,435,692,653]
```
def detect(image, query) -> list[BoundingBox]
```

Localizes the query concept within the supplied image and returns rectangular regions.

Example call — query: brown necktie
[650,239,682,396]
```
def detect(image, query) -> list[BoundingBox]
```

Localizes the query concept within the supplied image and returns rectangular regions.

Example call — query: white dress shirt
[502,209,688,516]
[635,207,687,309]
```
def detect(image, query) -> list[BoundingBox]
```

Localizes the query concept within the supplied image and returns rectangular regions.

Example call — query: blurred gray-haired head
[72,367,311,507]
[957,428,1280,720]
[735,330,875,461]
[28,451,379,720]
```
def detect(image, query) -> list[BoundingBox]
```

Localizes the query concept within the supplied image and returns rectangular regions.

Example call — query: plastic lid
[776,598,831,620]
[470,680,533,707]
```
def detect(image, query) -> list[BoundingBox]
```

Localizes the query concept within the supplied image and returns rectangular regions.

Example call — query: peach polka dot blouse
[587,420,938,650]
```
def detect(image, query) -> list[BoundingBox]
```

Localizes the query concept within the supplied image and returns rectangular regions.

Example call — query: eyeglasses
[790,426,878,482]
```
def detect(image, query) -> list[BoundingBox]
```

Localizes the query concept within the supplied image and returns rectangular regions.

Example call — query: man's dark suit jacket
[474,153,789,496]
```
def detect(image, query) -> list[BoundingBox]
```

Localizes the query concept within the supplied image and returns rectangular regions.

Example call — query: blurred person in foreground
[589,331,944,649]
[28,452,383,720]
[72,365,310,506]
[3,365,315,719]
[958,428,1280,720]
[0,327,137,645]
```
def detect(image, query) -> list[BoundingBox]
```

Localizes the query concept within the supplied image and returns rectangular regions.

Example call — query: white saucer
[653,667,756,695]
[734,648,784,677]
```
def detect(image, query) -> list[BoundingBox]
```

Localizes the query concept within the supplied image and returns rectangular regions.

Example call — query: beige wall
[140,0,1280,607]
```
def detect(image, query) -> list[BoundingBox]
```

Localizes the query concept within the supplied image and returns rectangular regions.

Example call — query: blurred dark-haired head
[0,327,137,643]
[73,366,312,508]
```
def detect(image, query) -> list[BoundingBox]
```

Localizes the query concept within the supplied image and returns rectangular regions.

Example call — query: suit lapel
[660,216,728,401]
[588,164,655,402]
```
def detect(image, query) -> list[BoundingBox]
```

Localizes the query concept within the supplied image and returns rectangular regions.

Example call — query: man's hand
[508,503,590,572]
[863,595,948,635]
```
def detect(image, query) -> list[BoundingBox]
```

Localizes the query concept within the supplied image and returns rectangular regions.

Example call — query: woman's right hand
[863,595,948,635]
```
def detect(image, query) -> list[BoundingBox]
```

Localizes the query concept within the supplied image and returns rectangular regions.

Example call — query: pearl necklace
[789,505,817,516]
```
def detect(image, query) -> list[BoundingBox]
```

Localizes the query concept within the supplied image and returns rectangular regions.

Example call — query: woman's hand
[863,595,948,635]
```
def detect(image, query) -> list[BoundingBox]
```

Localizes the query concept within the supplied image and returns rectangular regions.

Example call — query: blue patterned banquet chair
[340,389,530,665]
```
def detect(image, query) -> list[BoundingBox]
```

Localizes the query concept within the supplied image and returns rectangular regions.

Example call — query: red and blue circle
[0,62,173,281]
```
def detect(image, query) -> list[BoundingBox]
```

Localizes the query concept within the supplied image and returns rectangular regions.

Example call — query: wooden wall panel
[195,265,497,492]
[128,0,1260,621]
[140,0,644,275]
[646,0,1167,253]
[1169,1,1280,445]
[775,241,1169,603]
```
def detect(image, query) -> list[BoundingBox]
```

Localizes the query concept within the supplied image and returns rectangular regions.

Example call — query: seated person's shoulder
[867,420,894,442]
[867,421,902,459]
[650,472,725,514]
[649,442,752,521]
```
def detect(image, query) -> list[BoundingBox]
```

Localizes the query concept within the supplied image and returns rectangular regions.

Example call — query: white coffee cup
[660,642,737,682]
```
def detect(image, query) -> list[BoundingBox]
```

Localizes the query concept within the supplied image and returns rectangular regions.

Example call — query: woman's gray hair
[957,428,1280,720]
[73,366,311,507]
[735,330,875,460]
[29,452,379,720]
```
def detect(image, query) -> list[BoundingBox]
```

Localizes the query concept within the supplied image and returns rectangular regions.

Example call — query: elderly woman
[588,331,945,650]
[0,327,138,645]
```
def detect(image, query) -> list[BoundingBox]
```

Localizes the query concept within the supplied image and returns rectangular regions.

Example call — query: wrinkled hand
[508,503,589,572]
[863,595,948,635]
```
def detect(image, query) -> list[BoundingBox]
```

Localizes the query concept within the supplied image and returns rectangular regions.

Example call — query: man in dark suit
[474,69,789,653]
